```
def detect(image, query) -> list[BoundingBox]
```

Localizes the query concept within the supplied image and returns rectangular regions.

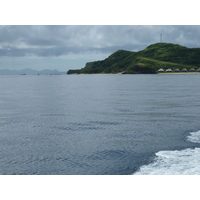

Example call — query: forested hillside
[67,43,200,74]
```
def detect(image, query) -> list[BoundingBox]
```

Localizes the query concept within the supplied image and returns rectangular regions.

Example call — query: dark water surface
[0,74,200,175]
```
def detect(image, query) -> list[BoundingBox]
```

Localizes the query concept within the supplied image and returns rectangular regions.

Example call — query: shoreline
[69,72,200,75]
[158,72,200,74]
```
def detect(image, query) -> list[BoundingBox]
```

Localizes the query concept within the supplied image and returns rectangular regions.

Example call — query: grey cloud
[1,25,200,59]
[0,44,139,57]
[0,25,152,48]
[149,25,200,47]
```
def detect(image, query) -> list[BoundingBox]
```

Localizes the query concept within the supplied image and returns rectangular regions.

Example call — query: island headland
[67,43,200,74]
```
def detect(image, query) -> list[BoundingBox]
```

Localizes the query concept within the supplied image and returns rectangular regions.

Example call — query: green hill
[67,43,200,74]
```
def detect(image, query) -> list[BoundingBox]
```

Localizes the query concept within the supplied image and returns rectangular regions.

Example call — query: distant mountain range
[0,68,66,75]
[67,43,200,74]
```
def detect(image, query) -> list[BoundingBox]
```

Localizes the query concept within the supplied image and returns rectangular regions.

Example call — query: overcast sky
[0,25,200,71]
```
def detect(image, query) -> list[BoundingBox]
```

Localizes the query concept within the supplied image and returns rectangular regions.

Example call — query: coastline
[158,72,200,74]
[68,72,200,75]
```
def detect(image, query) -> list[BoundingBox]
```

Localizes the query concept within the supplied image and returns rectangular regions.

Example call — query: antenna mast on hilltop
[160,34,162,43]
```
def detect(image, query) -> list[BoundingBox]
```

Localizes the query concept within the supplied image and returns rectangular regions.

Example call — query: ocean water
[134,131,200,175]
[0,74,200,175]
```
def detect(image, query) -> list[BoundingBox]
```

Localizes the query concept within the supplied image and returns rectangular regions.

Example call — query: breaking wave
[134,130,200,175]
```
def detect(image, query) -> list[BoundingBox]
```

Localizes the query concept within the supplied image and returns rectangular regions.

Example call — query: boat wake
[134,131,200,175]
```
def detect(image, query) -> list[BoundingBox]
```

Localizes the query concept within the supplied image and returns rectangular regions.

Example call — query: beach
[158,72,200,74]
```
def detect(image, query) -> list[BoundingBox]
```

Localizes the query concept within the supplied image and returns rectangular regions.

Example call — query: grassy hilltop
[67,43,200,74]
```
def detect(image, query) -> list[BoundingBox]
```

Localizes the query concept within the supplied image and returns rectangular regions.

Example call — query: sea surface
[0,74,200,175]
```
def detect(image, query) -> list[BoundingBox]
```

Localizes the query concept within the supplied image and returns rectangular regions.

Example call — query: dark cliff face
[67,43,200,74]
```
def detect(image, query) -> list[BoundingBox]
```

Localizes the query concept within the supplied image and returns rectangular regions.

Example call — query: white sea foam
[187,130,200,144]
[134,130,200,175]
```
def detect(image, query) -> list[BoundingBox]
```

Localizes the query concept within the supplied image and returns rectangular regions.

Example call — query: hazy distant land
[0,68,66,75]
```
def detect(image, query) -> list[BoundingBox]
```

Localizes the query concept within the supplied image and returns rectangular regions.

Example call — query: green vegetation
[67,43,200,74]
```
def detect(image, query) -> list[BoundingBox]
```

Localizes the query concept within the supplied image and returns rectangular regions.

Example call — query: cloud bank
[0,25,200,71]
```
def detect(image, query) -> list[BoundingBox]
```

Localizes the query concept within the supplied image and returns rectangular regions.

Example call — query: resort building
[189,68,195,72]
[181,68,188,72]
[158,68,164,72]
[174,68,180,72]
[166,68,172,72]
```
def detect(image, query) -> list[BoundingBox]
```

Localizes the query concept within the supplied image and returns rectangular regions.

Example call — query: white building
[174,68,180,72]
[158,68,164,72]
[166,68,172,72]
[182,68,188,72]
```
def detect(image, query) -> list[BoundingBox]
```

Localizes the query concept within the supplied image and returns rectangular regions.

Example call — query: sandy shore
[69,72,200,75]
[158,72,200,74]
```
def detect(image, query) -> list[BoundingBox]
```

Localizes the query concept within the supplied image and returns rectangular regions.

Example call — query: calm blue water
[0,74,200,175]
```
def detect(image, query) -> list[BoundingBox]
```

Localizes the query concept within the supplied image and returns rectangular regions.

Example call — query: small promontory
[67,43,200,74]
